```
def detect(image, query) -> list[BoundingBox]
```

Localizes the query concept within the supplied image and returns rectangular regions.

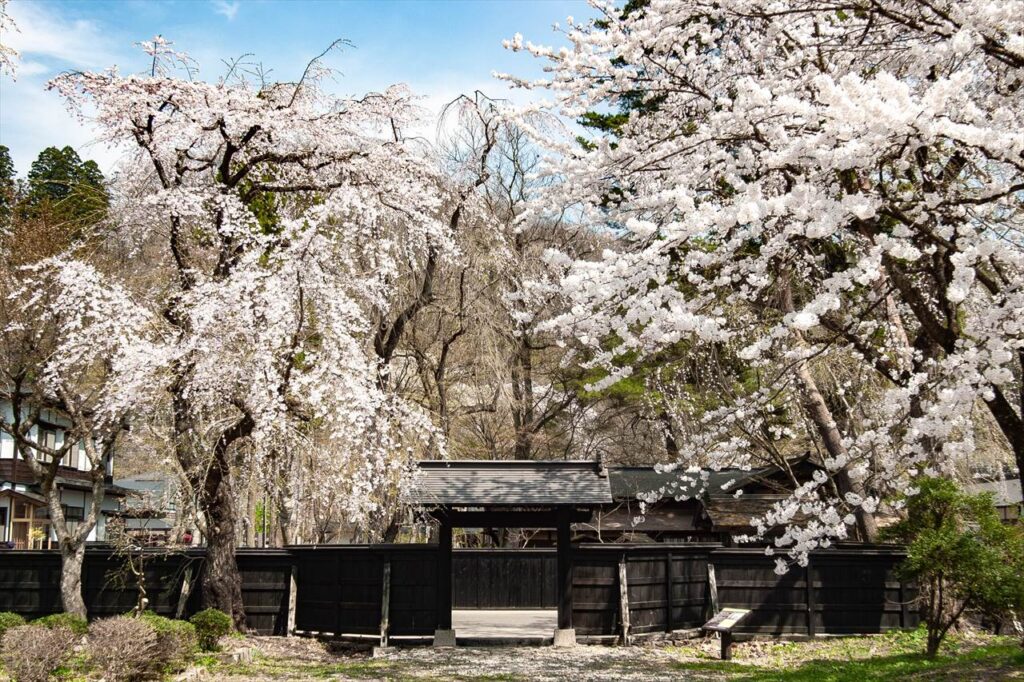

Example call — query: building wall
[0,488,119,545]
[2,400,120,545]
[0,400,107,474]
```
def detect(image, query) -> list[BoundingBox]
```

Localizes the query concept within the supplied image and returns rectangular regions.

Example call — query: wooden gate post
[379,561,391,647]
[805,557,816,638]
[706,562,719,620]
[433,521,455,646]
[618,554,631,645]
[553,508,575,646]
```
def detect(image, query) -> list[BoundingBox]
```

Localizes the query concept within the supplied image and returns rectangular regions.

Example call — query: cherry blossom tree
[0,258,160,616]
[49,39,449,625]
[505,0,1024,562]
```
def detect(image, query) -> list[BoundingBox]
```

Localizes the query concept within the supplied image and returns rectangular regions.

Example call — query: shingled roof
[411,460,613,507]
[608,464,779,501]
[607,455,819,502]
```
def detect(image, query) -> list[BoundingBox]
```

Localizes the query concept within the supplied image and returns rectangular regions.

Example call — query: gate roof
[411,460,613,507]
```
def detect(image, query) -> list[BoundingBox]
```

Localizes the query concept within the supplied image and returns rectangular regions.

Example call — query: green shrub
[883,478,1024,657]
[0,612,26,639]
[188,608,232,651]
[138,611,197,669]
[33,612,89,636]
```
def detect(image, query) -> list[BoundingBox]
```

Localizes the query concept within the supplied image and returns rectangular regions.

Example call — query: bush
[33,612,89,636]
[188,608,232,651]
[0,612,26,640]
[0,624,77,682]
[87,615,162,681]
[138,611,197,670]
[883,478,1024,657]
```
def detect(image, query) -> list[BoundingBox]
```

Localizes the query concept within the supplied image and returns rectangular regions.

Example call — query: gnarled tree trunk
[58,540,87,617]
[199,452,247,629]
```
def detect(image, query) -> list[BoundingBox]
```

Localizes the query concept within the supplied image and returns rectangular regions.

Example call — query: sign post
[702,608,751,661]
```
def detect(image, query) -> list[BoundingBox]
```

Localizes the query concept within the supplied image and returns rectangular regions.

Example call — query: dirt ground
[190,629,1024,682]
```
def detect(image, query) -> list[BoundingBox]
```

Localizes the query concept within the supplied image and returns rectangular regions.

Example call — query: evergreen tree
[0,145,14,230]
[24,146,108,235]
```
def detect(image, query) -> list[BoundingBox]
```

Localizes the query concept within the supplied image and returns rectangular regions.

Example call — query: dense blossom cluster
[15,258,162,428]
[506,1,1024,564]
[47,44,451,530]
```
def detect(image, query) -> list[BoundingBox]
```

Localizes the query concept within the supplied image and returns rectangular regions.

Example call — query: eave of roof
[965,479,1022,506]
[53,476,132,497]
[0,488,47,505]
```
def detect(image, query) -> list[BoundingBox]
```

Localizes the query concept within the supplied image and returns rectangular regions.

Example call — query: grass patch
[667,630,1024,682]
[731,643,1024,681]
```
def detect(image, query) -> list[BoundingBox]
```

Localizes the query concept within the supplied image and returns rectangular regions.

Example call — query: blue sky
[0,0,595,174]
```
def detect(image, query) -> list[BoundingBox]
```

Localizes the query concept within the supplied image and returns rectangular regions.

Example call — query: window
[64,442,82,469]
[37,424,59,462]
[61,505,84,528]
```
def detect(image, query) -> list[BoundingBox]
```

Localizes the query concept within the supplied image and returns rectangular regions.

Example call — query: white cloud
[212,1,240,21]
[0,4,126,174]
[0,78,124,174]
[15,60,48,77]
[6,1,120,69]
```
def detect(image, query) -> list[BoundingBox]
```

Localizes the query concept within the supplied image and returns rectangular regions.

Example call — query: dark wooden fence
[571,544,916,639]
[453,549,556,609]
[0,543,916,640]
[573,544,718,636]
[0,548,291,635]
[290,545,438,637]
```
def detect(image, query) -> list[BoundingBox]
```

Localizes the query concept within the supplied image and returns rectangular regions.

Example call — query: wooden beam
[618,554,631,645]
[175,565,194,620]
[556,509,573,631]
[436,521,453,630]
[805,558,816,638]
[665,551,674,633]
[380,561,391,646]
[899,574,911,629]
[721,632,734,660]
[287,564,298,635]
[428,509,592,528]
[707,562,719,618]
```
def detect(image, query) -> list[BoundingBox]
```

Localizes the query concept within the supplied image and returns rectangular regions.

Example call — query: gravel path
[201,636,727,681]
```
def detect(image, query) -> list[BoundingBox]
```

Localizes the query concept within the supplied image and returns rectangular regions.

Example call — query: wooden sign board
[703,607,751,633]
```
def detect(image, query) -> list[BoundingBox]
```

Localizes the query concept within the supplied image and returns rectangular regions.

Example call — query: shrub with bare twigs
[0,624,77,682]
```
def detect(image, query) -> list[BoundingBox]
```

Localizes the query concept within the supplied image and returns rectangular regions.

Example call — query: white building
[0,400,125,548]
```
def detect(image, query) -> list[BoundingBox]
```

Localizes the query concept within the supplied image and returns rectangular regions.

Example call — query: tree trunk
[512,336,534,459]
[277,492,292,547]
[59,540,87,618]
[984,383,1024,485]
[781,277,878,542]
[794,361,879,542]
[200,454,246,630]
